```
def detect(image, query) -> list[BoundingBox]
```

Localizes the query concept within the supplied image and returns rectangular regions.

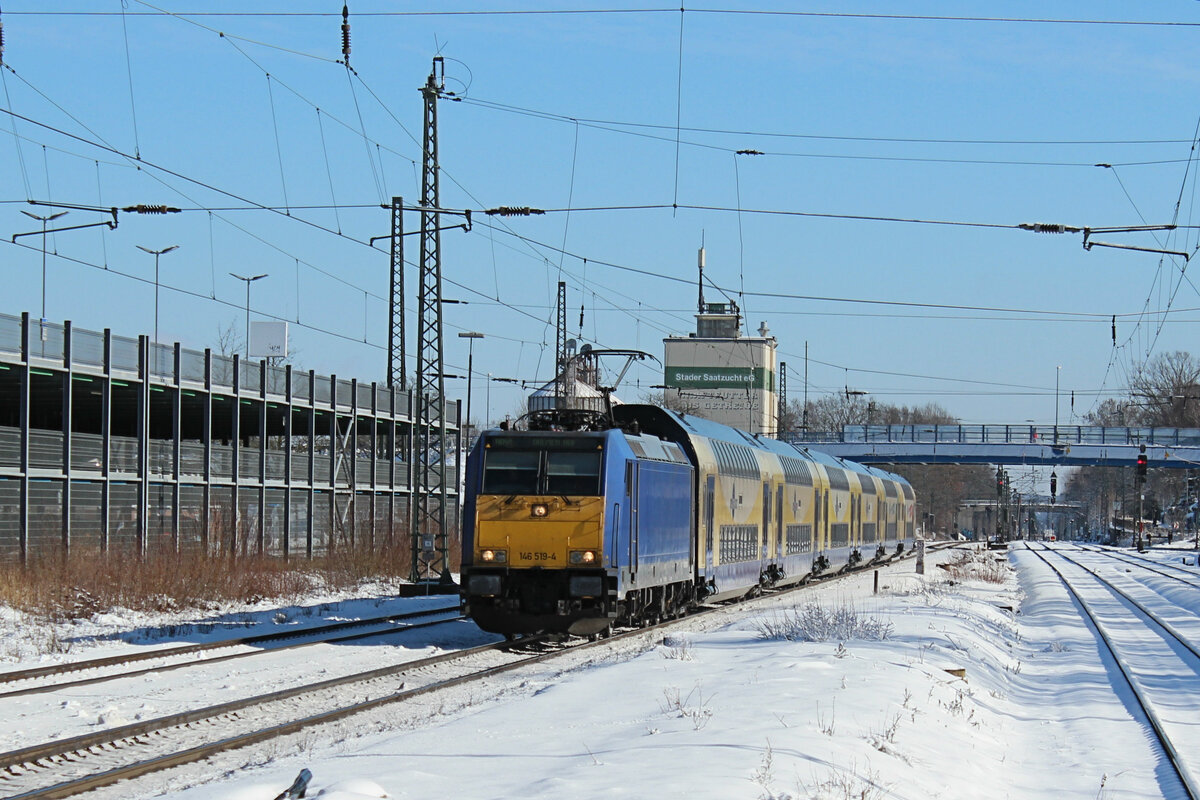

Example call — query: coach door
[775,485,784,559]
[761,482,770,560]
[704,474,715,569]
[851,495,858,546]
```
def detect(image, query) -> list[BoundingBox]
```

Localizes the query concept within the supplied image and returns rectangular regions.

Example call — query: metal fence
[0,312,461,562]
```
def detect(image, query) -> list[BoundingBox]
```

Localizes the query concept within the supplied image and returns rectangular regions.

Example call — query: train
[460,404,916,637]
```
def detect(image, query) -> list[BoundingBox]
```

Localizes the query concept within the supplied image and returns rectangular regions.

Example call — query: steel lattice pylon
[411,58,451,583]
[387,196,405,390]
[777,360,786,435]
[554,281,567,408]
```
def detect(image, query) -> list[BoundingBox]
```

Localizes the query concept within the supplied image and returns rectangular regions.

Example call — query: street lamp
[20,209,67,343]
[458,332,484,441]
[138,245,179,350]
[229,272,268,357]
[1054,365,1061,438]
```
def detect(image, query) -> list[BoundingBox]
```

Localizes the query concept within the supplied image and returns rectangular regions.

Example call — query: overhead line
[3,237,386,352]
[461,97,1189,147]
[0,106,370,246]
[474,219,1147,319]
[11,9,1200,27]
[460,99,1182,168]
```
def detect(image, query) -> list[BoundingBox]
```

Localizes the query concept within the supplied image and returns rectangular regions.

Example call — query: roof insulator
[1018,222,1071,234]
[485,206,545,217]
[341,4,351,65]
[122,204,181,214]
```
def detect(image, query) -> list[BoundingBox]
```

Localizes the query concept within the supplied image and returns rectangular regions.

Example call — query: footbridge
[784,424,1200,468]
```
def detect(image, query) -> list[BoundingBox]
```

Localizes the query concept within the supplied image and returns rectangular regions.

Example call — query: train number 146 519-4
[520,552,556,562]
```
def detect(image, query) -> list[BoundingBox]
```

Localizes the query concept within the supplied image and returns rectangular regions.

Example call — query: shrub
[0,546,415,618]
[756,601,892,643]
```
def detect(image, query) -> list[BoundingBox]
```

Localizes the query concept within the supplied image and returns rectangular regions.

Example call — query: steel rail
[0,630,518,773]
[1,540,953,799]
[0,612,466,700]
[1028,544,1200,800]
[1049,546,1200,663]
[1076,544,1200,590]
[0,603,460,686]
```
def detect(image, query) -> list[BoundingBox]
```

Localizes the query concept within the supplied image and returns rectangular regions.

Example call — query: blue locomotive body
[461,425,696,636]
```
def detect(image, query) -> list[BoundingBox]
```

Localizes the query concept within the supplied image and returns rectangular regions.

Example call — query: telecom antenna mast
[555,281,567,408]
[412,57,451,584]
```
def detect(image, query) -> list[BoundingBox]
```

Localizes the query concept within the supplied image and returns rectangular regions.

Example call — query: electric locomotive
[460,404,914,637]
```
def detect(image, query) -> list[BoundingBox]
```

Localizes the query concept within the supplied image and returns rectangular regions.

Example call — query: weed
[817,700,836,736]
[752,740,790,800]
[798,762,888,800]
[940,550,1012,584]
[943,688,967,716]
[756,601,892,643]
[660,635,693,661]
[660,683,714,730]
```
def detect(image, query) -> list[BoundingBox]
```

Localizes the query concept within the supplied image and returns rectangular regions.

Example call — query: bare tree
[215,319,243,359]
[1085,397,1141,427]
[1130,351,1200,427]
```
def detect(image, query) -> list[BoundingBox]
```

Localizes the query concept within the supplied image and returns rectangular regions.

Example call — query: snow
[5,544,1200,799]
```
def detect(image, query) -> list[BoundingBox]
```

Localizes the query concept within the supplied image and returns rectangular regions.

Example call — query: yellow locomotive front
[461,431,614,636]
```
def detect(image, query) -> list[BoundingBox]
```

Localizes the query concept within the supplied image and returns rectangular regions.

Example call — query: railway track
[0,604,462,700]
[0,543,949,799]
[1075,544,1200,590]
[1028,544,1200,800]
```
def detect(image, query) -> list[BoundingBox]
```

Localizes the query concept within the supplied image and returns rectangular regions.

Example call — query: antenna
[697,245,706,313]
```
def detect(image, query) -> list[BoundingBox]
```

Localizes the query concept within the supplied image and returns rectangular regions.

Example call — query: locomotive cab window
[482,436,604,496]
[545,451,602,495]
[483,450,540,494]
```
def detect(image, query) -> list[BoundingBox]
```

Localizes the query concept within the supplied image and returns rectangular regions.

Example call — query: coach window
[483,450,539,494]
[545,451,602,496]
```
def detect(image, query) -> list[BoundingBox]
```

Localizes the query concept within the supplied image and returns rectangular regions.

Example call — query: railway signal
[1137,445,1148,482]
[1050,471,1057,505]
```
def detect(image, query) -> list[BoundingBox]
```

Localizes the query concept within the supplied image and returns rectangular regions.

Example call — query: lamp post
[138,245,179,352]
[20,209,67,345]
[458,332,484,442]
[229,273,268,357]
[1054,365,1061,442]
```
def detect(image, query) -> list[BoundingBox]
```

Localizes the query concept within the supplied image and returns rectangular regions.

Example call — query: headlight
[569,549,597,565]
[480,549,507,563]
[530,503,549,518]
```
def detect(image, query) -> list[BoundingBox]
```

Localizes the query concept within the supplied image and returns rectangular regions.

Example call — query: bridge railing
[784,424,1200,447]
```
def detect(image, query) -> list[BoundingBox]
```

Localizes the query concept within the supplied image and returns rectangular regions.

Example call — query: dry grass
[939,549,1011,584]
[0,546,420,619]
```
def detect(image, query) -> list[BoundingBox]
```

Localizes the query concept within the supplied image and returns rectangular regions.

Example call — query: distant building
[663,299,778,436]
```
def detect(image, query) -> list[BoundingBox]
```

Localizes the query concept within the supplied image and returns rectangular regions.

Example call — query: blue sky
[4,2,1200,428]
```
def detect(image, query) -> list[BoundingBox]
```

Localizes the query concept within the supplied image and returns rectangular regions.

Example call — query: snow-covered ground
[5,543,1200,800]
